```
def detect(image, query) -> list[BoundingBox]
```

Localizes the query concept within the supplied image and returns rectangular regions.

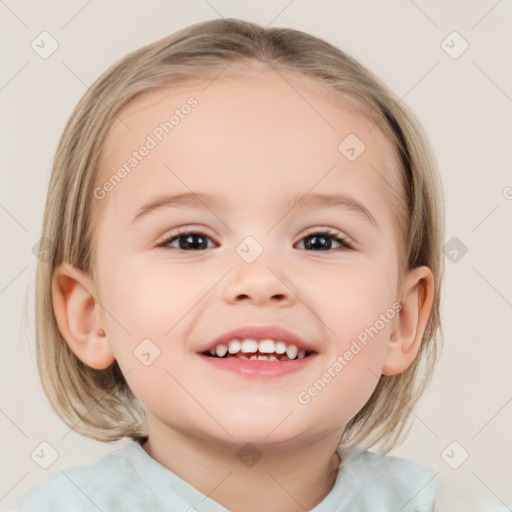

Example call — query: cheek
[100,256,229,384]
[308,258,398,332]
[308,263,398,386]
[101,255,203,330]
[99,259,200,416]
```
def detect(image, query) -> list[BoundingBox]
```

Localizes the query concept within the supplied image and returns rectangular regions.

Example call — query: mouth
[197,325,318,377]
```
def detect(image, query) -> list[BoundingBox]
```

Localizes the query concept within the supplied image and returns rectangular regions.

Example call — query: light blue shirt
[11,440,508,511]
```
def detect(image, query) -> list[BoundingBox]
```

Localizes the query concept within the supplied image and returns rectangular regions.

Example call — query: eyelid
[300,226,353,244]
[155,226,216,248]
[156,224,214,240]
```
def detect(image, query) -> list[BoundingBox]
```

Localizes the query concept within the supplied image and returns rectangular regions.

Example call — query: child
[12,17,505,512]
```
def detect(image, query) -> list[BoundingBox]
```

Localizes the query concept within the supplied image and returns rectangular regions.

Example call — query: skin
[52,67,434,512]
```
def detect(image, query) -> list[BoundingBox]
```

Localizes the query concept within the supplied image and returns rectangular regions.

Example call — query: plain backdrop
[1,0,511,509]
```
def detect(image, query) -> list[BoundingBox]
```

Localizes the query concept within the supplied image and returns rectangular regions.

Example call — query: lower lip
[198,354,316,379]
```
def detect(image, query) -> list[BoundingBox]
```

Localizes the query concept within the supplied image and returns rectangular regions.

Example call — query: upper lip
[198,324,318,354]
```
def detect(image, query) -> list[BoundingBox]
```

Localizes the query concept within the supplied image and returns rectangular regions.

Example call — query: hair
[34,17,444,453]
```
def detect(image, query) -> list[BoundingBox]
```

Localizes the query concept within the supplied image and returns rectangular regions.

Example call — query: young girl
[12,17,505,512]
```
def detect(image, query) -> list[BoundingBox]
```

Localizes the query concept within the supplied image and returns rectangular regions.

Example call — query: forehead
[93,69,400,226]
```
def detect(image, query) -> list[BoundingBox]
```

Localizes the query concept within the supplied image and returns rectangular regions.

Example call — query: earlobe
[381,266,434,376]
[52,263,116,370]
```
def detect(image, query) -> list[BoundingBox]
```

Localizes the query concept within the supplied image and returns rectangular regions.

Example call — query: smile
[202,338,313,361]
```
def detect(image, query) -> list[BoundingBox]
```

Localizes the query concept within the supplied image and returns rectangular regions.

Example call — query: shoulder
[339,449,512,512]
[11,441,158,512]
[339,445,438,485]
[434,473,512,512]
[336,445,438,511]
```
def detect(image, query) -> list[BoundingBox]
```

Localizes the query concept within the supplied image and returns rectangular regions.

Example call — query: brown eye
[296,230,352,251]
[159,230,216,251]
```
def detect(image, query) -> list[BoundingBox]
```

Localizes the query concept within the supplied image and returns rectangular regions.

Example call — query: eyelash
[157,228,353,252]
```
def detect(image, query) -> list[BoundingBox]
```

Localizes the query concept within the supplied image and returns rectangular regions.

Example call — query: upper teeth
[209,339,306,359]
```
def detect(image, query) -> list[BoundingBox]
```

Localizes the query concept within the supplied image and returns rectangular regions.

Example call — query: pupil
[306,235,330,250]
[180,234,208,250]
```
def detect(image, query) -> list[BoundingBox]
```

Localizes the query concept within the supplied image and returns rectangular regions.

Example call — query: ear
[52,262,116,370]
[381,266,435,376]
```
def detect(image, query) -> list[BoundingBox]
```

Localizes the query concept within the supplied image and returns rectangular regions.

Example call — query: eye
[296,229,352,251]
[157,229,217,251]
[157,228,352,252]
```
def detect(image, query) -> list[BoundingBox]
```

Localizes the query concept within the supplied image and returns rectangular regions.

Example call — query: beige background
[1,0,511,509]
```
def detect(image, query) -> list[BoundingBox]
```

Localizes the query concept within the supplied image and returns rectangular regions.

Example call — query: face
[90,69,404,451]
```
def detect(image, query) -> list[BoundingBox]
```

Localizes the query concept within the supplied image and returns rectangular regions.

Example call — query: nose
[221,254,294,306]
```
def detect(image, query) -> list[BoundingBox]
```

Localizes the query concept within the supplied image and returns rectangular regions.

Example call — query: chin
[206,408,323,449]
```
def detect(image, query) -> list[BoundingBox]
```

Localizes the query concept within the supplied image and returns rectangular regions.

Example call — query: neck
[141,419,343,512]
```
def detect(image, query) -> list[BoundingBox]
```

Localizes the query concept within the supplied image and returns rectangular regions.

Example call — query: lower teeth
[250,354,279,361]
[222,353,291,361]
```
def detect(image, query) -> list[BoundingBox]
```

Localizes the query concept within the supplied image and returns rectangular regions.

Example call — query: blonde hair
[35,18,444,452]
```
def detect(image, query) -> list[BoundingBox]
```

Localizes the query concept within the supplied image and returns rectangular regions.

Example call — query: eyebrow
[130,191,378,229]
